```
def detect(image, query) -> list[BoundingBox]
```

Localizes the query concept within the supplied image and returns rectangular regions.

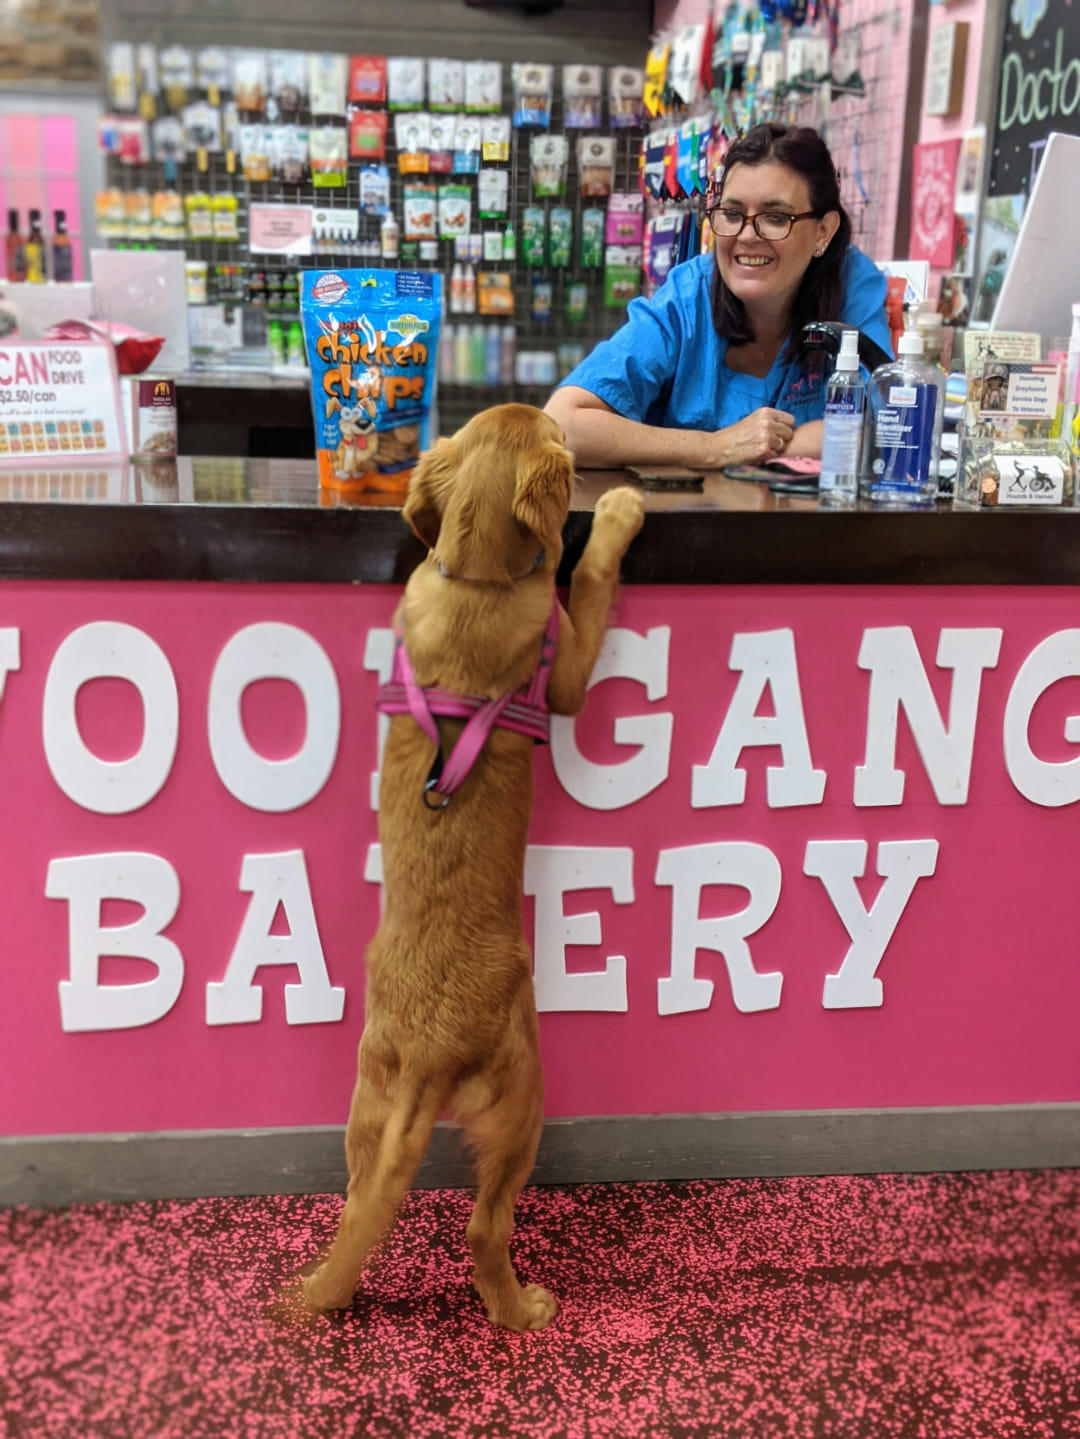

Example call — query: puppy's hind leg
[303,1074,444,1313]
[459,1062,557,1332]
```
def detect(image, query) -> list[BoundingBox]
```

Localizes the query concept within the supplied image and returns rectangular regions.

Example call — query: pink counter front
[1,460,1078,1200]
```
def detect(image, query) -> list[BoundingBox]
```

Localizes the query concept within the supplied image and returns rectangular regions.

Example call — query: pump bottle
[864,330,945,508]
[818,328,865,505]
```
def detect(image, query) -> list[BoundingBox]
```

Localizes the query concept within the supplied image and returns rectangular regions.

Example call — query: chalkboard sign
[988,0,1080,196]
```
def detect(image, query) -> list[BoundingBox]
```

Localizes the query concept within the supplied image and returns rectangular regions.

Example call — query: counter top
[0,455,1076,585]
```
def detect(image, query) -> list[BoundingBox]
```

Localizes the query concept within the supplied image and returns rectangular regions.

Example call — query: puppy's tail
[303,1073,447,1312]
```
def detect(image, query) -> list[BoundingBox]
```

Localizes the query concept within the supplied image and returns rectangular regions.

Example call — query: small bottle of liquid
[51,210,73,282]
[24,209,46,283]
[818,328,865,507]
[454,322,471,385]
[380,211,399,261]
[268,319,286,367]
[502,224,516,262]
[470,323,486,386]
[500,323,516,387]
[462,263,476,315]
[450,261,464,315]
[865,330,945,509]
[1059,301,1080,453]
[5,209,26,282]
[485,324,502,387]
[439,324,455,387]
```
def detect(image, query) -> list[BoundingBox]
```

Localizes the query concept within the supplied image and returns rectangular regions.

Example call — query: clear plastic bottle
[439,323,455,387]
[484,324,502,386]
[453,323,471,385]
[462,263,476,315]
[470,323,486,386]
[864,330,945,509]
[449,262,464,315]
[819,328,865,506]
[500,324,516,386]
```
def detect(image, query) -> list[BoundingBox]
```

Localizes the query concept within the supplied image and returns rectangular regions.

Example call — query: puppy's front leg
[547,485,644,715]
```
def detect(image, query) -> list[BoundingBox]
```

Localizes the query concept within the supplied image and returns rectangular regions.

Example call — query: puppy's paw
[480,1281,559,1332]
[302,1263,357,1312]
[592,486,645,552]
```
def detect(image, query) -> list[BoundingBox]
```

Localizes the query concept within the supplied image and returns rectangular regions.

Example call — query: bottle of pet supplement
[864,330,945,508]
[818,328,865,506]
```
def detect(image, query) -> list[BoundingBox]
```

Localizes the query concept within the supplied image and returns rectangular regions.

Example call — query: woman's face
[715,160,840,321]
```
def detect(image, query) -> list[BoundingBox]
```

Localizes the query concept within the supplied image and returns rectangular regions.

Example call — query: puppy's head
[404,404,575,582]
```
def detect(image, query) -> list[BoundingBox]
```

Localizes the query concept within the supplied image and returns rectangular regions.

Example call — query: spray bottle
[818,328,865,505]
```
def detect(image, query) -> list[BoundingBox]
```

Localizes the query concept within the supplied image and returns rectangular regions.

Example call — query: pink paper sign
[910,139,962,267]
[247,203,314,257]
[1,580,1078,1137]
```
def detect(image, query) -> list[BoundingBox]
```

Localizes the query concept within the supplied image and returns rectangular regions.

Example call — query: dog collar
[435,549,545,583]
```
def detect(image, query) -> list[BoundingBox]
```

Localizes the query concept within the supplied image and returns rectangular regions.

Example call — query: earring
[814,248,825,257]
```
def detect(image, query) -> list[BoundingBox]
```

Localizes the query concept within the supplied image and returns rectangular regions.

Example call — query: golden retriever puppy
[301,403,643,1330]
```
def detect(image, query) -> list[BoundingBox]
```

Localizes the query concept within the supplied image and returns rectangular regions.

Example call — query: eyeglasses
[707,207,820,241]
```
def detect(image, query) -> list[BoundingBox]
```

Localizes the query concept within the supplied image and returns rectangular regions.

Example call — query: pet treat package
[301,268,442,492]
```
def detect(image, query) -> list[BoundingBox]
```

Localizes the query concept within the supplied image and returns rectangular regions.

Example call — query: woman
[545,123,893,469]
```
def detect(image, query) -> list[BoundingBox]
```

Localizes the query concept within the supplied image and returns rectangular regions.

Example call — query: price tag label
[0,341,127,465]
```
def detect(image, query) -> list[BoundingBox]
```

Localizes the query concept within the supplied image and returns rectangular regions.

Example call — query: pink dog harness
[376,596,560,807]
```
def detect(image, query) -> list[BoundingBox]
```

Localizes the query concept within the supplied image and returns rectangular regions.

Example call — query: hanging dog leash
[377,596,560,808]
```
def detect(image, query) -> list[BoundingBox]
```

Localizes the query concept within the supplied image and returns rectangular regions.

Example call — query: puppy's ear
[512,441,574,558]
[403,436,458,549]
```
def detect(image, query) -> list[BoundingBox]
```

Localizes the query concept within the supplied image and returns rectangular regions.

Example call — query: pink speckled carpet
[2,1171,1079,1438]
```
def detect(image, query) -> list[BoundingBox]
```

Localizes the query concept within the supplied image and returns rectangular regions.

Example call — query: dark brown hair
[709,123,852,348]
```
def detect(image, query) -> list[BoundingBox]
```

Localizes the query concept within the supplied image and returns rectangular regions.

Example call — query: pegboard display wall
[101,63,646,434]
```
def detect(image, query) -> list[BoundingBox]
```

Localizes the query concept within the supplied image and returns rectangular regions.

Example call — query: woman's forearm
[786,420,823,459]
[544,391,714,469]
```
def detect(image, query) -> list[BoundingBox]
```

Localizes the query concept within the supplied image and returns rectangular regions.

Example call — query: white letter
[208,623,340,813]
[524,846,633,1011]
[551,627,672,809]
[855,627,1002,806]
[43,622,178,814]
[364,626,394,811]
[692,629,825,809]
[46,853,183,1031]
[655,843,783,1014]
[804,838,939,1008]
[1004,630,1080,806]
[206,850,345,1025]
[0,628,20,700]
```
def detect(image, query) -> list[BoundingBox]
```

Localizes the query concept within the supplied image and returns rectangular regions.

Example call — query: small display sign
[0,341,127,464]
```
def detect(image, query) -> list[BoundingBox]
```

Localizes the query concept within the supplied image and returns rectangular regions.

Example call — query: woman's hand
[709,407,796,467]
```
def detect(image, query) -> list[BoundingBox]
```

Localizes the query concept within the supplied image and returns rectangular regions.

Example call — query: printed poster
[909,138,962,267]
[0,340,126,464]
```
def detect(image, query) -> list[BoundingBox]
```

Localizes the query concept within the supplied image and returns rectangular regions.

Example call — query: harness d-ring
[422,750,452,809]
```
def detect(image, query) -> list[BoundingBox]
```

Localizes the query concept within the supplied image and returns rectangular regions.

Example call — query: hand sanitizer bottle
[819,328,865,506]
[865,330,945,508]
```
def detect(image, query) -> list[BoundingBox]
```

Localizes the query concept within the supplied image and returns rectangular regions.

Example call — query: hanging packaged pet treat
[270,125,309,185]
[452,118,482,175]
[108,43,136,110]
[184,191,213,241]
[387,57,424,110]
[301,267,442,492]
[160,45,194,111]
[349,110,388,162]
[270,51,307,114]
[239,124,272,182]
[644,212,682,293]
[310,125,348,186]
[530,136,568,198]
[577,136,615,198]
[512,63,554,129]
[349,55,388,105]
[211,192,240,242]
[580,208,605,268]
[359,164,391,215]
[604,245,641,306]
[232,51,268,112]
[522,207,546,266]
[438,184,471,241]
[609,67,645,127]
[478,168,509,220]
[606,192,644,245]
[563,65,603,128]
[395,112,430,172]
[194,48,227,104]
[531,276,553,322]
[428,114,457,174]
[403,183,437,241]
[668,25,706,106]
[182,102,222,153]
[565,280,588,322]
[477,272,515,316]
[309,54,348,116]
[481,116,511,163]
[126,189,152,242]
[428,58,465,111]
[548,208,572,267]
[482,231,504,262]
[152,190,185,242]
[465,60,502,113]
[151,117,185,167]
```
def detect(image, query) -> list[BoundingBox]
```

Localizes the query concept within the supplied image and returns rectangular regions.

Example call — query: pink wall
[2,578,1079,1139]
[0,113,86,282]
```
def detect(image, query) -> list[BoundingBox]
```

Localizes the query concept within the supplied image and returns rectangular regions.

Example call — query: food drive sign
[4,582,1080,1135]
[0,342,127,463]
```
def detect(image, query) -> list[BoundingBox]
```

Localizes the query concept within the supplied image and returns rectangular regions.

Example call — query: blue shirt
[560,246,892,431]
